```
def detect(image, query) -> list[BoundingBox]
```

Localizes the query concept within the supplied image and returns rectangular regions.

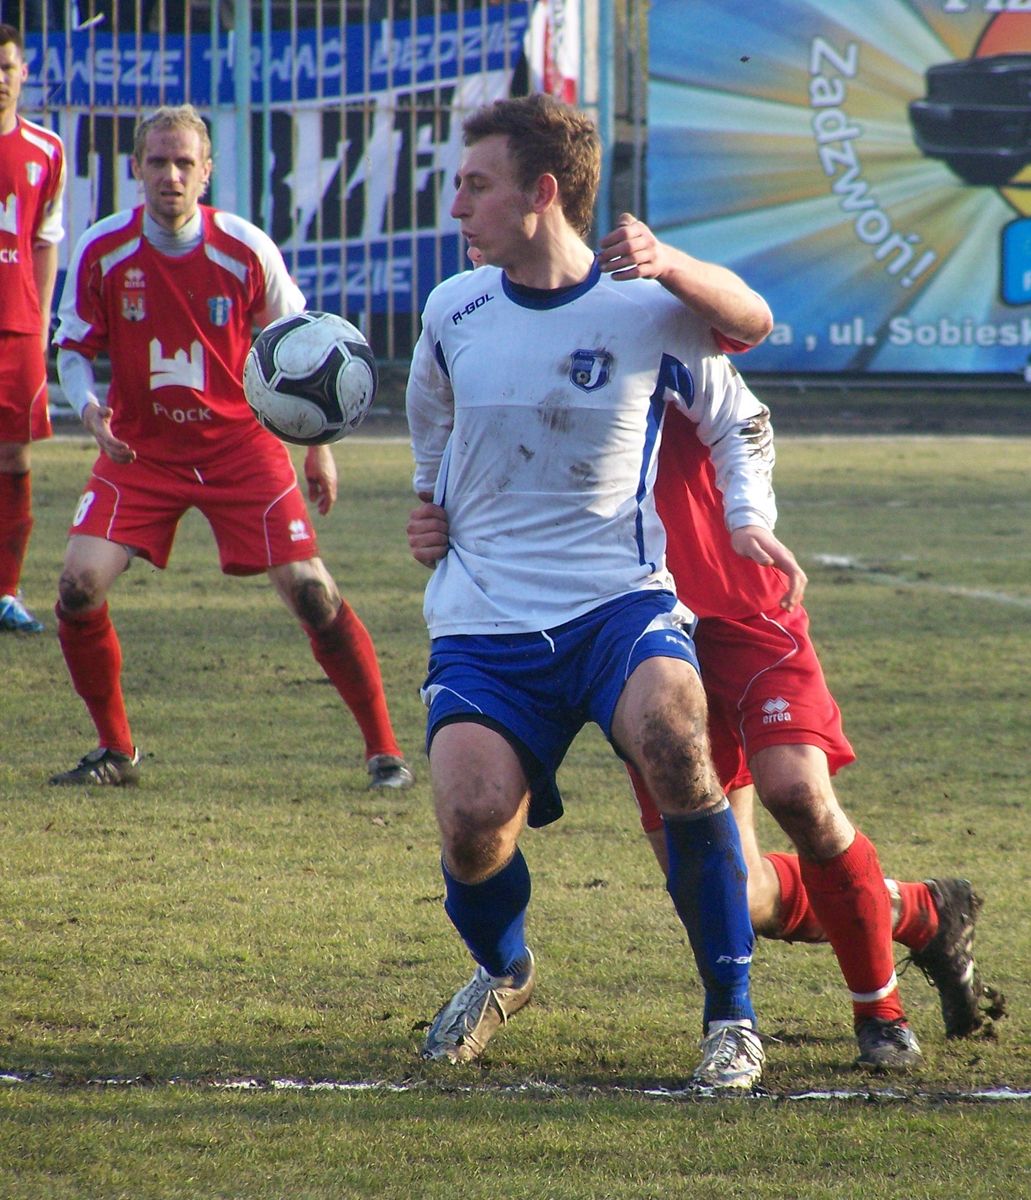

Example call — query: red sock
[306,602,401,760]
[765,852,826,943]
[56,602,134,754]
[799,831,906,1025]
[889,879,940,951]
[0,471,33,595]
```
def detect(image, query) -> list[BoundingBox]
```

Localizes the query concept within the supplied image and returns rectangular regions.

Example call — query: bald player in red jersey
[49,104,413,791]
[0,22,66,634]
[598,216,1002,1064]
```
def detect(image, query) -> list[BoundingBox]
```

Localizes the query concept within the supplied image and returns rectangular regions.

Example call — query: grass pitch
[0,431,1027,1198]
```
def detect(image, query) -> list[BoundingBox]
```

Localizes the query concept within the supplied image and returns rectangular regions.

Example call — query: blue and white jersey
[406,259,776,637]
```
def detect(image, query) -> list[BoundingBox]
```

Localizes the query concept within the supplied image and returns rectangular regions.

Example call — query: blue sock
[442,848,531,978]
[664,801,756,1031]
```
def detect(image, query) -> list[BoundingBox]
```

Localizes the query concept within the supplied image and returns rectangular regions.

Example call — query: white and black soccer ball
[243,310,378,445]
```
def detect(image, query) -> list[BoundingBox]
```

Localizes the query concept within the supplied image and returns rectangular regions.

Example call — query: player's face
[132,125,213,232]
[0,41,28,129]
[450,135,536,269]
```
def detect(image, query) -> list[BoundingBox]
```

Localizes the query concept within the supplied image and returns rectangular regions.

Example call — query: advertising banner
[22,4,531,350]
[648,0,1031,375]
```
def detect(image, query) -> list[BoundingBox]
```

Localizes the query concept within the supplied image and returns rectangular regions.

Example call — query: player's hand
[304,445,338,515]
[82,402,135,464]
[407,498,449,568]
[729,525,807,611]
[597,212,672,282]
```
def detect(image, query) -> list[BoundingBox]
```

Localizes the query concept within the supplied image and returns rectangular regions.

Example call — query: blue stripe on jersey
[433,339,450,377]
[657,351,696,408]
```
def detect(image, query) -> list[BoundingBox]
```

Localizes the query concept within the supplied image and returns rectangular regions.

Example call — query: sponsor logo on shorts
[288,519,311,542]
[762,696,792,725]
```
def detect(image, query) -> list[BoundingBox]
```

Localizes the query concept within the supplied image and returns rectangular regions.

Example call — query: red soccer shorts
[0,332,52,443]
[67,428,319,574]
[633,603,855,832]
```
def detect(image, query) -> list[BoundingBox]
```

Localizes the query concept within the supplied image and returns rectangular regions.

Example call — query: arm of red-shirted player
[597,212,773,350]
[304,445,338,516]
[729,525,807,612]
[31,241,59,354]
[57,347,136,465]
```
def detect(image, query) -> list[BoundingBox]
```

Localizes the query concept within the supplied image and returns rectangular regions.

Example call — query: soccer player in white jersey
[49,104,413,791]
[404,94,806,1091]
[461,222,1002,1063]
[0,23,66,634]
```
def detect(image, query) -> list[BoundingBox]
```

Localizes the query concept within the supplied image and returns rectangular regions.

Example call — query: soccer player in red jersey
[0,23,65,634]
[49,104,413,791]
[598,215,1001,1063]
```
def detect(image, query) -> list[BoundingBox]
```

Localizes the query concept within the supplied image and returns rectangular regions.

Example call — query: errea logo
[289,519,311,542]
[762,697,792,724]
[451,292,492,324]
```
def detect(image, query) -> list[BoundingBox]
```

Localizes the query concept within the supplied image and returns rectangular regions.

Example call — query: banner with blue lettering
[647,0,1031,375]
[23,4,531,355]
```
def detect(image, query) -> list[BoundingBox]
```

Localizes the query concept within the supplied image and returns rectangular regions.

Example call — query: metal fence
[7,1,614,360]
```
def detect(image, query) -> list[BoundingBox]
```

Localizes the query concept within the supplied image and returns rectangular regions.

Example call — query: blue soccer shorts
[421,589,700,827]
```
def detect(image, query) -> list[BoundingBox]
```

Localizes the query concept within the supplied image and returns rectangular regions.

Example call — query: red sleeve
[713,331,754,354]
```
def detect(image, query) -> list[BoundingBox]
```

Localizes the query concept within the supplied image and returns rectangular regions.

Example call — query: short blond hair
[133,104,212,164]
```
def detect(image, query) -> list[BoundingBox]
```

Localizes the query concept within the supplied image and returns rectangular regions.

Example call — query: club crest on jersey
[25,162,42,187]
[569,348,612,393]
[208,296,232,327]
[121,268,146,321]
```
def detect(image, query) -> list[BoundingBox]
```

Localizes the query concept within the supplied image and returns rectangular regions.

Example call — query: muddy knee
[293,577,338,629]
[58,569,103,613]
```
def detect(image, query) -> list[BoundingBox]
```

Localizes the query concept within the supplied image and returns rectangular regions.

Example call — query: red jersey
[0,116,65,335]
[54,204,304,465]
[657,403,786,619]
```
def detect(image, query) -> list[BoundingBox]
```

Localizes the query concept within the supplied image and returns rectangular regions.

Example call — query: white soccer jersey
[406,260,777,637]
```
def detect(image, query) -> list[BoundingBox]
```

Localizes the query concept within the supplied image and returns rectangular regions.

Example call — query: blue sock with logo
[664,801,756,1031]
[442,848,531,978]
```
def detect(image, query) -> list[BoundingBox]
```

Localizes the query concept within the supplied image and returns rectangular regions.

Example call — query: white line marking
[812,555,1031,609]
[1,1071,1028,1103]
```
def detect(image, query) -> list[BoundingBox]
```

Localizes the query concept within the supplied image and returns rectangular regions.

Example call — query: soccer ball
[243,310,378,445]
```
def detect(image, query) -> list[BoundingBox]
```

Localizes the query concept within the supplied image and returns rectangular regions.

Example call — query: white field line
[0,1070,1028,1103]
[812,555,1031,609]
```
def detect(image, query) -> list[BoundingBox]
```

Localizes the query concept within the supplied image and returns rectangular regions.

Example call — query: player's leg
[267,555,413,788]
[611,653,762,1090]
[0,335,52,632]
[749,743,920,1070]
[420,719,536,1063]
[50,533,140,785]
[631,767,786,937]
[0,439,42,632]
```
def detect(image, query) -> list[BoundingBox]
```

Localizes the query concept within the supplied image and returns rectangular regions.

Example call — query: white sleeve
[405,321,455,499]
[57,348,101,419]
[669,351,778,533]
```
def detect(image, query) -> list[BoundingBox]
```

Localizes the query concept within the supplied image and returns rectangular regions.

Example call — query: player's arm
[679,350,806,610]
[407,494,449,568]
[56,347,135,465]
[405,319,455,567]
[304,444,338,516]
[31,241,59,352]
[598,212,773,349]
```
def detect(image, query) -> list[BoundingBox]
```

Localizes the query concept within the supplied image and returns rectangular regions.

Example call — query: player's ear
[533,172,559,214]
